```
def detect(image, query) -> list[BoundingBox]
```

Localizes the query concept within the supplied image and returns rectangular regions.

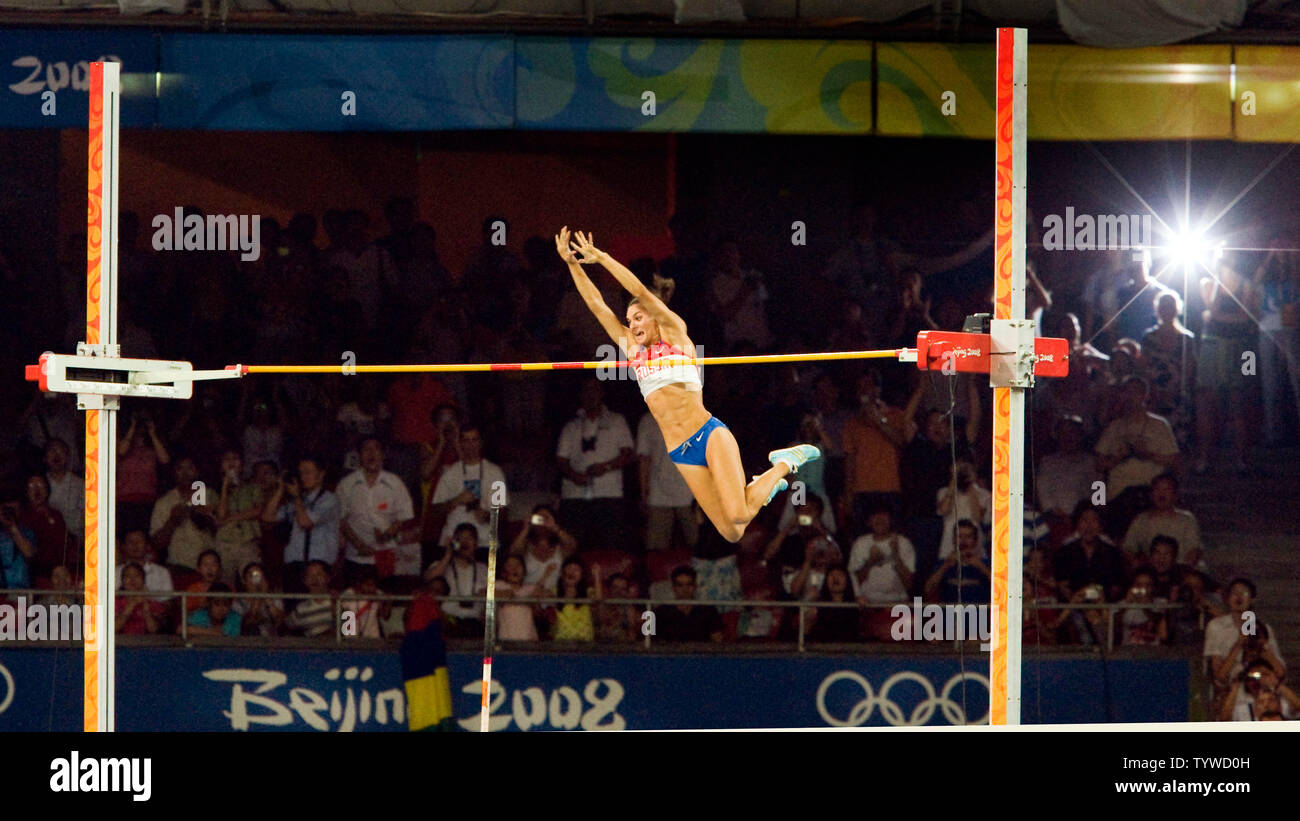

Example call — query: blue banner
[157,34,514,131]
[0,30,157,128]
[0,646,1188,731]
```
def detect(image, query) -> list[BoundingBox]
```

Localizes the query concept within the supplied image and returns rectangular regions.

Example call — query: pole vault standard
[40,44,1053,730]
[990,27,1030,726]
[83,61,121,733]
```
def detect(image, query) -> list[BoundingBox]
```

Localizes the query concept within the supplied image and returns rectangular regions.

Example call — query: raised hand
[555,227,577,264]
[569,231,602,264]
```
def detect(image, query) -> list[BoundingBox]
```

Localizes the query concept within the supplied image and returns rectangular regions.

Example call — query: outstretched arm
[570,231,686,338]
[556,227,630,348]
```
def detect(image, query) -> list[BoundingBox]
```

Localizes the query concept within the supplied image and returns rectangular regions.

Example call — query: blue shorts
[669,417,728,468]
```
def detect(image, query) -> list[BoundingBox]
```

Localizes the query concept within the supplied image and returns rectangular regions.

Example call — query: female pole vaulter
[556,227,819,542]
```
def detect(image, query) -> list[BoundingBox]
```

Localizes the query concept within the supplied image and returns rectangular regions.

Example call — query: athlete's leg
[704,426,790,525]
[674,463,744,542]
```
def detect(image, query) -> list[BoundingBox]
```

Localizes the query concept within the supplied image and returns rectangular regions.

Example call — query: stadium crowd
[1,197,1297,723]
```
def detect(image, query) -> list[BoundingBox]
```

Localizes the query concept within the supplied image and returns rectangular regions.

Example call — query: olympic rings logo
[815,670,990,726]
[0,662,13,716]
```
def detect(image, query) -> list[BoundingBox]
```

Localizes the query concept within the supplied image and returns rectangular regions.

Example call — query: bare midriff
[644,382,713,452]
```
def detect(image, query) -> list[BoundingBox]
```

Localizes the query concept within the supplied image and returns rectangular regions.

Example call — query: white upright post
[84,60,121,732]
[990,28,1028,726]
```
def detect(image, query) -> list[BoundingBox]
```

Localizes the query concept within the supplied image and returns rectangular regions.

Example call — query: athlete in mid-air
[555,227,819,542]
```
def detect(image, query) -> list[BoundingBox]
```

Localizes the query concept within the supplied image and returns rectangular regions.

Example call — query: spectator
[22,396,82,477]
[323,209,397,341]
[840,369,907,533]
[496,555,543,642]
[17,475,71,581]
[1141,291,1197,448]
[1053,503,1127,603]
[1254,242,1300,446]
[149,456,217,572]
[116,411,170,537]
[427,425,507,550]
[214,449,263,586]
[185,582,242,638]
[260,456,341,593]
[937,460,990,561]
[847,505,915,608]
[1145,535,1188,600]
[1022,547,1061,645]
[337,437,416,586]
[43,439,83,546]
[1218,659,1300,721]
[901,387,978,578]
[762,495,842,601]
[0,502,33,592]
[249,460,285,583]
[336,379,391,473]
[239,389,287,480]
[462,214,522,327]
[388,373,456,498]
[1194,259,1256,474]
[736,583,784,641]
[637,411,698,552]
[707,236,772,352]
[115,528,174,601]
[774,414,837,534]
[418,404,461,534]
[548,557,595,641]
[284,560,336,637]
[1205,578,1285,693]
[1119,568,1167,646]
[508,505,576,595]
[1035,415,1099,532]
[1121,474,1202,566]
[654,565,723,642]
[924,521,991,605]
[820,203,901,346]
[1038,311,1109,441]
[1094,376,1179,536]
[340,565,391,639]
[233,562,284,637]
[1167,568,1224,648]
[423,523,487,638]
[556,381,634,553]
[806,566,861,643]
[184,550,223,613]
[594,569,639,643]
[115,563,165,635]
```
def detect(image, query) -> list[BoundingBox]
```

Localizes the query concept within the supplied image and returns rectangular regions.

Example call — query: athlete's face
[626,306,659,347]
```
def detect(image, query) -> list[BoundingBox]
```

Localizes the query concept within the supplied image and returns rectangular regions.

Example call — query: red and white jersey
[631,340,702,399]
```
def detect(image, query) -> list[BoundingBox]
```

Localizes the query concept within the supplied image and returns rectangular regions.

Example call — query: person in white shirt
[44,439,83,542]
[557,381,634,552]
[423,523,488,637]
[1094,376,1179,535]
[1036,415,1099,522]
[1121,473,1203,566]
[337,437,416,586]
[636,412,697,551]
[937,461,990,560]
[847,506,915,604]
[114,528,174,603]
[1204,577,1286,695]
[508,505,577,595]
[427,426,507,550]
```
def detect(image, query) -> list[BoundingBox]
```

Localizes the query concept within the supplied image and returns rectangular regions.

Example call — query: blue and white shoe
[754,476,789,507]
[767,444,822,474]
